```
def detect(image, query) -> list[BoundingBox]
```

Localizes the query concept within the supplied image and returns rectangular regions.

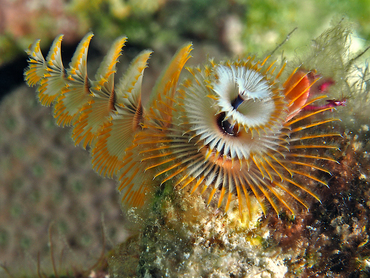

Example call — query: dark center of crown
[217,93,246,136]
[221,118,233,135]
[231,93,244,110]
[217,112,239,136]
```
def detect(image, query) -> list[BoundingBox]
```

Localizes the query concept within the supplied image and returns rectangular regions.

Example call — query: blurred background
[0,0,370,276]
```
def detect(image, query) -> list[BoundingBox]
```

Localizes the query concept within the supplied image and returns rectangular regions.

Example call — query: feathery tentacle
[117,43,193,207]
[34,35,66,106]
[71,36,127,149]
[147,43,193,125]
[54,32,94,127]
[24,39,46,87]
[91,50,152,177]
[37,35,67,106]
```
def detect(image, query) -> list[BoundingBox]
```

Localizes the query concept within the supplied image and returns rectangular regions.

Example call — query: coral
[0,2,368,273]
[19,17,370,278]
[110,187,288,277]
[0,81,123,277]
[265,130,370,277]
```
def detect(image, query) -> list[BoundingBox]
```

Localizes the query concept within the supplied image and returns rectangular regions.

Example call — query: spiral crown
[24,33,340,221]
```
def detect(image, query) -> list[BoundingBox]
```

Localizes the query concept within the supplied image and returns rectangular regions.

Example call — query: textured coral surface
[0,86,126,275]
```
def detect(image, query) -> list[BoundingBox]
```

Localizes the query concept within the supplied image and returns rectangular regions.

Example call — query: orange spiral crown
[24,33,340,221]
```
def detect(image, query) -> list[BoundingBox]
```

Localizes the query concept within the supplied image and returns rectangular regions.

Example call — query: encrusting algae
[23,19,370,277]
